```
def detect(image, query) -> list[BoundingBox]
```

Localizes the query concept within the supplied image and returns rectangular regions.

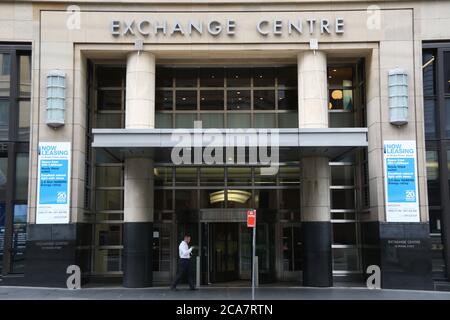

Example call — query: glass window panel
[227,90,250,110]
[175,113,196,128]
[424,99,437,139]
[278,89,297,110]
[446,99,450,138]
[430,209,442,234]
[156,67,173,87]
[15,154,28,201]
[444,52,450,94]
[331,189,355,210]
[200,167,224,185]
[97,90,122,111]
[18,100,30,141]
[448,149,450,199]
[11,204,27,273]
[0,101,9,140]
[0,155,7,200]
[95,224,122,246]
[0,53,11,96]
[278,166,300,185]
[279,189,300,209]
[175,167,197,185]
[328,67,353,87]
[153,224,172,271]
[154,167,172,187]
[175,189,197,210]
[96,113,122,128]
[95,148,122,164]
[332,212,356,220]
[255,167,276,185]
[226,189,252,208]
[95,190,123,210]
[0,203,5,273]
[227,167,251,186]
[277,67,297,87]
[175,90,197,110]
[200,90,224,110]
[95,212,123,221]
[94,248,122,273]
[254,90,275,110]
[333,248,359,271]
[278,112,298,128]
[254,113,276,128]
[227,113,250,128]
[155,90,173,111]
[200,68,224,87]
[154,189,173,210]
[200,113,224,128]
[332,223,357,245]
[253,68,275,87]
[329,89,353,110]
[96,166,123,187]
[155,113,172,128]
[200,189,225,208]
[254,189,277,209]
[422,50,435,96]
[331,165,354,186]
[431,235,446,276]
[329,112,354,128]
[175,68,198,87]
[96,66,125,87]
[19,55,31,97]
[226,68,251,87]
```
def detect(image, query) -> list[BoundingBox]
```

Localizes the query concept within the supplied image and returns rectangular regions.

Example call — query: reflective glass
[15,154,28,201]
[0,101,9,140]
[0,53,11,96]
[19,55,31,97]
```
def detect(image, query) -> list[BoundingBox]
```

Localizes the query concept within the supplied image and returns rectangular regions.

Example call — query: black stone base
[123,222,153,288]
[23,224,78,287]
[302,221,332,287]
[379,222,433,290]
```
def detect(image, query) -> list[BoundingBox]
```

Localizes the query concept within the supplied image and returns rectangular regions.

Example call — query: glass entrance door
[210,223,239,282]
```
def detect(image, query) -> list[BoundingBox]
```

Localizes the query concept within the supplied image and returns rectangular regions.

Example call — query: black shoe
[170,286,178,291]
[190,287,198,291]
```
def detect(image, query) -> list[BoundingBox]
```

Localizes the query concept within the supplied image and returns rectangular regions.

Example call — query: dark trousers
[171,258,195,289]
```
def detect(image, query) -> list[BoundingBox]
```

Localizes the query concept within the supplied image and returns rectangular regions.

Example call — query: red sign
[247,209,256,228]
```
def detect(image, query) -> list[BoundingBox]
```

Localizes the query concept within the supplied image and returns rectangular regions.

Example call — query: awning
[91,128,368,161]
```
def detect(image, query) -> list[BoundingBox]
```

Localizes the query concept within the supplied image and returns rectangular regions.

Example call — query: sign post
[247,209,256,300]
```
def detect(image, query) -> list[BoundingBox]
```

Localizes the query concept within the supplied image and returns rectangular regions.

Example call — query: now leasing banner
[36,142,71,224]
[383,140,420,222]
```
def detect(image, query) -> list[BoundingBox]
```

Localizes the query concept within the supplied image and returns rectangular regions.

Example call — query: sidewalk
[1,285,450,300]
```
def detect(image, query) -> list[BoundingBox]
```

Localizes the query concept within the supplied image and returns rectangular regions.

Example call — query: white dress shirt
[179,240,193,259]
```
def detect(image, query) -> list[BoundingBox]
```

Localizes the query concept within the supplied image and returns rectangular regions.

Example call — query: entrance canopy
[92,128,368,162]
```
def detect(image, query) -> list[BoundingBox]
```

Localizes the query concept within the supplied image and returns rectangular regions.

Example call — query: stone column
[126,51,155,128]
[123,51,155,287]
[298,51,333,287]
[301,157,332,287]
[297,51,328,128]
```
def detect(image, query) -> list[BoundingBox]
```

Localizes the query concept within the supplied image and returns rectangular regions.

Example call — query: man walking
[170,234,197,290]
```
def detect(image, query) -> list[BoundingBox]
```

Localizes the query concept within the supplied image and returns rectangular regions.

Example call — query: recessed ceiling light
[333,69,337,72]
[182,97,186,101]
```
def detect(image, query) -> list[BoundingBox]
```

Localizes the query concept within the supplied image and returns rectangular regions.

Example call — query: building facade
[0,0,449,290]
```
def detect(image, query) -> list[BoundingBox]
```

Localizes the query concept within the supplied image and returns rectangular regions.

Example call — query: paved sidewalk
[0,285,450,300]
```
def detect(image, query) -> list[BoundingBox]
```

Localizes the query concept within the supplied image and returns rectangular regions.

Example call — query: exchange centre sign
[111,17,344,37]
[36,142,71,224]
[383,141,420,222]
